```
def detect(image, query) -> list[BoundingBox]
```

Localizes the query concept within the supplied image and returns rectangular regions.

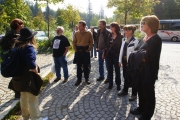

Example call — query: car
[35,31,48,41]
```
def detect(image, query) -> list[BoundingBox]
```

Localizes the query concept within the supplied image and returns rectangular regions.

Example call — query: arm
[72,33,77,52]
[119,41,125,67]
[63,46,69,56]
[88,32,94,51]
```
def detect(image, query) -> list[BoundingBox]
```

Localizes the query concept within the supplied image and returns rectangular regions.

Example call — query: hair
[16,37,37,49]
[123,25,137,34]
[57,26,64,32]
[78,20,86,27]
[91,27,94,32]
[110,22,120,35]
[10,18,24,30]
[99,19,106,26]
[141,15,160,33]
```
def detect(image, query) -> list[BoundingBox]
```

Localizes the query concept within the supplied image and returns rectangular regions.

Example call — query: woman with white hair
[52,26,70,83]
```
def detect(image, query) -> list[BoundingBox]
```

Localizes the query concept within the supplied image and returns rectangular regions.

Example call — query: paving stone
[1,43,180,119]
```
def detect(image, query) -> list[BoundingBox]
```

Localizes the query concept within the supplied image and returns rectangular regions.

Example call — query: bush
[134,29,145,40]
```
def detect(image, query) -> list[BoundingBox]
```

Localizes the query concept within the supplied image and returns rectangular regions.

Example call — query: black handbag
[11,70,43,96]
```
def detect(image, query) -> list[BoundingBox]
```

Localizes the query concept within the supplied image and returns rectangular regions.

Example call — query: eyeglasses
[141,21,146,25]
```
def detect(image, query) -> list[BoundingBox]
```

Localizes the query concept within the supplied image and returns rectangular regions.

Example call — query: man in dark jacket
[96,19,110,83]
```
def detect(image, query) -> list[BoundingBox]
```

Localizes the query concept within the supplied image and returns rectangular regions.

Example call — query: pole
[47,0,50,40]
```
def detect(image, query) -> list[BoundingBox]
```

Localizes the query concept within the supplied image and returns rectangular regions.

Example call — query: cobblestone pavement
[0,54,53,118]
[39,41,180,120]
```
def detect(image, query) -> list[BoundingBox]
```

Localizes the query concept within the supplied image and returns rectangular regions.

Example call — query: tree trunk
[124,11,127,25]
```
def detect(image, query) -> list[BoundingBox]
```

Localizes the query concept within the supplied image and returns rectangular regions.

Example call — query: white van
[157,19,180,42]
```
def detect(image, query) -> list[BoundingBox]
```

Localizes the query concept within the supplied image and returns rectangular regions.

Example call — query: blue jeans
[53,56,69,79]
[107,56,121,86]
[91,43,97,57]
[98,50,109,78]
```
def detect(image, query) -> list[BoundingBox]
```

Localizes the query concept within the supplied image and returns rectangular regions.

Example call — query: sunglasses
[141,21,146,25]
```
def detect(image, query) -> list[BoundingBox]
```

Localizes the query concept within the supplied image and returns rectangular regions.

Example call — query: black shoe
[54,78,61,82]
[75,80,82,86]
[117,86,121,91]
[85,79,91,85]
[130,107,141,115]
[108,85,113,89]
[118,90,128,96]
[95,56,97,58]
[63,78,68,83]
[129,95,137,101]
[104,79,109,84]
[97,77,104,81]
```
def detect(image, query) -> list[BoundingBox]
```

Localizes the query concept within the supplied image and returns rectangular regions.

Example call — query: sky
[47,0,116,18]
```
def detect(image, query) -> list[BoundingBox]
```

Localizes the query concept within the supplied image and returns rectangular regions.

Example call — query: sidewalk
[0,53,53,119]
[38,42,180,120]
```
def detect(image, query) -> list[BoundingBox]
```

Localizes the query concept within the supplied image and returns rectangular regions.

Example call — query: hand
[30,68,38,73]
[102,54,104,60]
[119,62,122,67]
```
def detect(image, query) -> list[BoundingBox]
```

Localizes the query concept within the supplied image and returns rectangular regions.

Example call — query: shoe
[95,56,97,58]
[54,78,61,82]
[97,77,104,81]
[117,86,121,91]
[63,79,68,83]
[138,116,150,120]
[104,79,109,84]
[118,90,128,96]
[130,107,141,115]
[75,80,82,86]
[85,79,91,85]
[129,95,137,101]
[108,85,113,89]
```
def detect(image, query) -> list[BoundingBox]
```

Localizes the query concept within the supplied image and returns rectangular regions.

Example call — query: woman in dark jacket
[0,18,24,99]
[90,27,97,58]
[14,28,42,120]
[103,22,123,90]
[130,15,162,120]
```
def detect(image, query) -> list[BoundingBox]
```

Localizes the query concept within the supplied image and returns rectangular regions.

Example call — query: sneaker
[129,95,137,101]
[85,79,91,85]
[54,78,61,82]
[63,79,68,83]
[118,90,128,96]
[97,77,104,81]
[104,79,109,84]
[130,107,141,115]
[75,80,82,86]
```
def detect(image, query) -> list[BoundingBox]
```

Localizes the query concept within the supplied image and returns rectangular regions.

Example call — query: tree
[0,0,32,32]
[59,5,81,29]
[107,0,160,24]
[154,0,180,19]
[87,0,93,28]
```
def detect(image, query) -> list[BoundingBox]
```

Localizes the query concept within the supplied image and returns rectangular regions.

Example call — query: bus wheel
[171,37,178,42]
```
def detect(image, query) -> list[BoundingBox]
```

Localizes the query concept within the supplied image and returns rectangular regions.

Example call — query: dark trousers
[107,56,121,86]
[122,60,137,96]
[76,51,90,80]
[138,82,155,120]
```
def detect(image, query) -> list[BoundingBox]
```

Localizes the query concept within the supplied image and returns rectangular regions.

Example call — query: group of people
[0,14,162,120]
[53,15,161,120]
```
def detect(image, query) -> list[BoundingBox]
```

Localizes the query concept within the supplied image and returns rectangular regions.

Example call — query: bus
[158,19,180,42]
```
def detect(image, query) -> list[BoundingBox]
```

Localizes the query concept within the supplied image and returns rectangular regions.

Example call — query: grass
[2,72,54,120]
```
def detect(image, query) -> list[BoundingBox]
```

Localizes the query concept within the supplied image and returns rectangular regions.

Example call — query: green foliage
[134,29,145,40]
[107,0,160,24]
[58,5,81,28]
[154,0,180,19]
[2,102,21,120]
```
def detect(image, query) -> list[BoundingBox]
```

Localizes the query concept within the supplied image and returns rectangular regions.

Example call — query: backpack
[1,47,25,77]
